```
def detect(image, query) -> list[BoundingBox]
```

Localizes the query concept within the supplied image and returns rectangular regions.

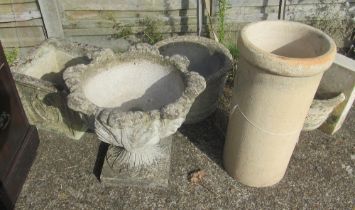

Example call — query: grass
[4,48,19,65]
[224,42,239,86]
[225,42,239,60]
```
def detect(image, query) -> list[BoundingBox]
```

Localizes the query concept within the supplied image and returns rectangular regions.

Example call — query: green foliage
[109,16,163,44]
[112,22,133,39]
[106,12,133,39]
[224,42,239,86]
[217,0,230,43]
[138,17,163,44]
[225,42,239,60]
[4,48,19,65]
[327,115,340,124]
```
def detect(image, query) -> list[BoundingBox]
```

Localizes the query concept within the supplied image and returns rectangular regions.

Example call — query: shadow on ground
[179,112,226,168]
[15,87,355,209]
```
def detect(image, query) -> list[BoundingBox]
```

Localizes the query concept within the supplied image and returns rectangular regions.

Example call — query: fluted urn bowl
[63,44,206,166]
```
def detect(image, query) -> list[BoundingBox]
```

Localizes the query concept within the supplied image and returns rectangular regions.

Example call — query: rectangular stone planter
[319,53,355,134]
[11,38,102,139]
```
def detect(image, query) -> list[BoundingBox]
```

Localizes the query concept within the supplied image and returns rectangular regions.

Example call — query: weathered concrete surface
[156,36,233,124]
[64,44,206,167]
[318,53,355,134]
[16,88,354,209]
[68,36,130,53]
[12,38,103,140]
[304,93,346,131]
[100,137,172,188]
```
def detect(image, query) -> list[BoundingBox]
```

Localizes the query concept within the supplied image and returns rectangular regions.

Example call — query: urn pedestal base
[100,136,172,188]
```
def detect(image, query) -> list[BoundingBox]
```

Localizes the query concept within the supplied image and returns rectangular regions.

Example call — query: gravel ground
[16,88,354,209]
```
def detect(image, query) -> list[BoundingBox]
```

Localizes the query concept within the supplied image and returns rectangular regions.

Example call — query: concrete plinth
[100,136,172,188]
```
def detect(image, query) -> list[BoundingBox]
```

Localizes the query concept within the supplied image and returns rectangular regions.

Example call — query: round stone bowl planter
[224,21,336,187]
[63,44,206,167]
[155,36,233,124]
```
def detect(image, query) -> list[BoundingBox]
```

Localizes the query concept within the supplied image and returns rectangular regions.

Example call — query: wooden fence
[222,0,354,45]
[0,0,45,48]
[0,0,354,49]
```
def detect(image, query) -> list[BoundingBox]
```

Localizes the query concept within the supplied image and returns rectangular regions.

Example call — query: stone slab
[100,136,172,188]
[318,53,355,134]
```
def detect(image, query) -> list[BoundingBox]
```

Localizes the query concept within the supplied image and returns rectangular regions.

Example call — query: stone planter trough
[11,38,102,139]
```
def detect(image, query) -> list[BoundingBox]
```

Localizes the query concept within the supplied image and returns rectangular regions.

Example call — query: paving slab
[16,94,354,209]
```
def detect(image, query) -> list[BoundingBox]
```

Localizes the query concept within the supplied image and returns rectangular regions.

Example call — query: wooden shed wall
[0,0,46,48]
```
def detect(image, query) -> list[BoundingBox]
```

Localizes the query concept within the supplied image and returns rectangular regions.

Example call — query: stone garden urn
[224,21,337,187]
[63,44,206,170]
[155,36,233,123]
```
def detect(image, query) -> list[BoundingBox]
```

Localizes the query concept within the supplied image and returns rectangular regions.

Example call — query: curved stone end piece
[304,92,346,131]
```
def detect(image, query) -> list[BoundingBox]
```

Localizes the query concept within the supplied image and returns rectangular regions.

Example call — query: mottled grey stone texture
[156,36,233,124]
[64,44,206,170]
[304,93,346,131]
[100,136,172,188]
[318,53,355,134]
[11,38,104,139]
[11,72,86,139]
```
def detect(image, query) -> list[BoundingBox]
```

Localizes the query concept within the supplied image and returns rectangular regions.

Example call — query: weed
[112,22,133,39]
[217,0,230,43]
[225,42,239,60]
[104,12,133,39]
[224,42,239,86]
[4,48,19,65]
[138,17,163,44]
